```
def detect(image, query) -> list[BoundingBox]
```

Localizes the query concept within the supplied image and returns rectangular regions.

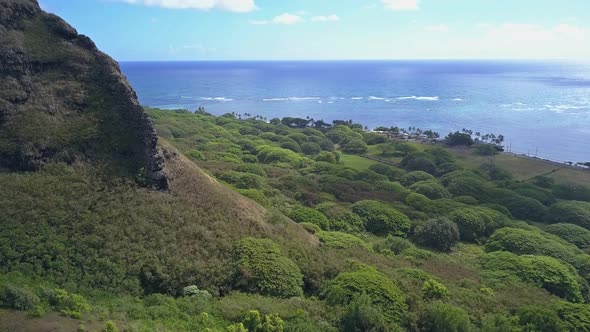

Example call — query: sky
[39,0,590,61]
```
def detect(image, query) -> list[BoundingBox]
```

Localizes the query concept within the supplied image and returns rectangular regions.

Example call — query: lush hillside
[3,1,590,331]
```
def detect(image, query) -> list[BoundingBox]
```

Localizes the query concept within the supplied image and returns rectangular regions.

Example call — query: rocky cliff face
[0,0,167,190]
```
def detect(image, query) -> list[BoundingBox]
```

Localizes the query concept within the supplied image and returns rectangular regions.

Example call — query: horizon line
[118,58,586,63]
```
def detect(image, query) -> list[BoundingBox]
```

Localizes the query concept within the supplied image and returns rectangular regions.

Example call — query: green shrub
[326,126,362,145]
[480,203,513,218]
[260,132,279,141]
[510,183,556,206]
[406,195,470,217]
[285,315,336,332]
[302,128,324,137]
[405,157,437,175]
[401,152,435,167]
[480,287,495,297]
[315,203,364,232]
[374,236,414,255]
[316,138,335,152]
[239,126,261,136]
[0,285,39,310]
[552,301,590,332]
[437,162,461,176]
[369,164,405,181]
[409,180,451,199]
[453,196,478,205]
[299,222,321,234]
[401,247,434,260]
[257,145,304,166]
[500,195,546,221]
[219,171,264,189]
[422,279,450,300]
[552,183,590,202]
[187,149,206,161]
[480,314,520,332]
[237,189,268,206]
[448,207,508,242]
[237,138,258,153]
[420,301,474,332]
[301,142,321,156]
[315,151,339,164]
[317,231,367,249]
[374,181,411,200]
[340,293,392,332]
[242,154,259,163]
[243,310,285,332]
[356,170,389,184]
[485,227,590,277]
[395,268,436,284]
[414,218,460,251]
[545,201,590,230]
[236,164,267,177]
[182,285,212,300]
[288,207,330,230]
[280,141,302,153]
[302,162,339,175]
[517,305,565,332]
[426,147,456,165]
[480,251,584,302]
[342,139,368,154]
[544,223,590,249]
[288,133,309,144]
[401,171,436,186]
[351,200,411,237]
[232,238,303,298]
[393,142,418,155]
[404,192,432,210]
[440,170,492,199]
[322,266,407,324]
[103,320,119,332]
[362,132,387,145]
[48,289,91,318]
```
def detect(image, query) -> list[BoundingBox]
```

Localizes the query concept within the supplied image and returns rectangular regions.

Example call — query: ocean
[120,60,590,163]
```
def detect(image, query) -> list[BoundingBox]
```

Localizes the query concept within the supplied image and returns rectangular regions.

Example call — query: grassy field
[455,149,590,186]
[339,153,379,170]
[365,140,590,186]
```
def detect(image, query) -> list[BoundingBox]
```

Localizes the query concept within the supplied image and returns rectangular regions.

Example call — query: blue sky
[39,0,590,61]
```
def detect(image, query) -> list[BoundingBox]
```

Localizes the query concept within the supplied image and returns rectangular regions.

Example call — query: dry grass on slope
[159,140,319,247]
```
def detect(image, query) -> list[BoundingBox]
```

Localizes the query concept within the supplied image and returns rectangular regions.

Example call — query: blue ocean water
[120,61,590,163]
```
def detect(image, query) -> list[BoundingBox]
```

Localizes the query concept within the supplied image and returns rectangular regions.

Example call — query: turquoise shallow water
[120,60,590,163]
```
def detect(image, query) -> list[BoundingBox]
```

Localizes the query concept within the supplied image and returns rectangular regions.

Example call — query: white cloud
[424,24,449,32]
[273,13,303,24]
[117,0,256,13]
[311,15,340,22]
[250,13,304,25]
[439,23,590,59]
[479,23,590,58]
[382,0,419,11]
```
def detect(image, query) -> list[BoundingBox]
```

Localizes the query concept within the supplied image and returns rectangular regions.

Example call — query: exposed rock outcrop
[0,0,167,189]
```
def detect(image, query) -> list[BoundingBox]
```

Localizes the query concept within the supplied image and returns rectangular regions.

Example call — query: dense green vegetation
[3,108,590,331]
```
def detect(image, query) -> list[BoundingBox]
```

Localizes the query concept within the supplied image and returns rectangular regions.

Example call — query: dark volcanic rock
[0,0,167,190]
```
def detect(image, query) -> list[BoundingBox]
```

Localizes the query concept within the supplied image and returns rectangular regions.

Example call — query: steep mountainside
[0,0,166,189]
